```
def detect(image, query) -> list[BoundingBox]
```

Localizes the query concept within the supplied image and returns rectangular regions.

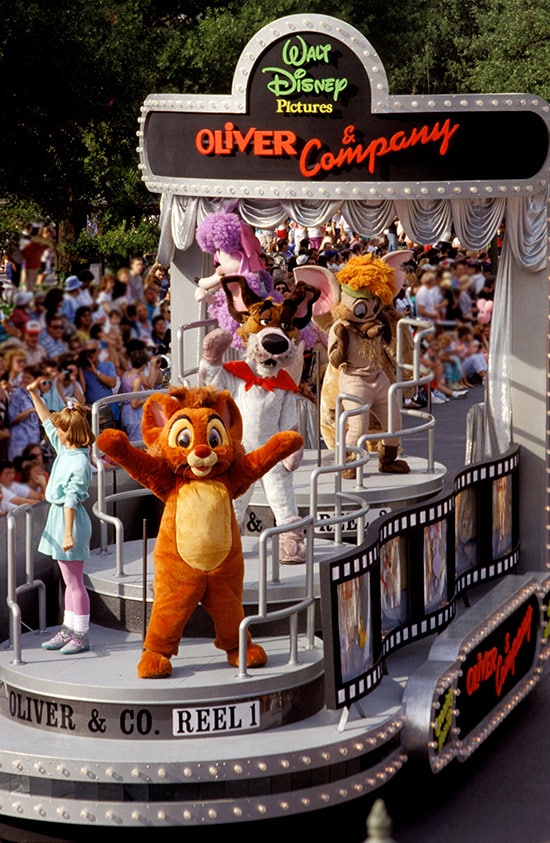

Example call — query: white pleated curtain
[158,189,549,461]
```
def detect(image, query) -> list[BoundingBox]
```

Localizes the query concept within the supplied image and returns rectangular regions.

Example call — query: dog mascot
[97,386,303,678]
[200,276,320,563]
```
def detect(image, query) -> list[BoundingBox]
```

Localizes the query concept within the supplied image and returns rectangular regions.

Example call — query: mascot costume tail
[97,386,303,678]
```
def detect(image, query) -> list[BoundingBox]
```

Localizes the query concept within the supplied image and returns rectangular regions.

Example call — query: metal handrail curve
[6,504,47,664]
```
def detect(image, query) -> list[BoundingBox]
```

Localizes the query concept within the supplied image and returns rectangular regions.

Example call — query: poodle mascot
[96,386,303,678]
[294,252,412,479]
[195,211,277,349]
[200,276,320,563]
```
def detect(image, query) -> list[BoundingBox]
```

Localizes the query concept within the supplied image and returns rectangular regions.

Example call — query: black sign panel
[456,593,539,739]
[142,22,549,189]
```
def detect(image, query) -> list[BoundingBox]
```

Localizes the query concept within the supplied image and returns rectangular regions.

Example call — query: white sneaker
[451,390,468,399]
[431,392,447,404]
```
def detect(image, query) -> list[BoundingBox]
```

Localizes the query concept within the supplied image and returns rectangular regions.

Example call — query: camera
[155,354,170,370]
[40,378,52,388]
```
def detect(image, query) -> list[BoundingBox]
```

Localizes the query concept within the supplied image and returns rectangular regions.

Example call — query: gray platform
[0,624,409,828]
[252,449,447,508]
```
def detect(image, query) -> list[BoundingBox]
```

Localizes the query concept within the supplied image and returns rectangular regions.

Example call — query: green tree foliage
[0,197,47,255]
[0,1,152,237]
[68,215,161,271]
[0,0,548,268]
[466,0,550,100]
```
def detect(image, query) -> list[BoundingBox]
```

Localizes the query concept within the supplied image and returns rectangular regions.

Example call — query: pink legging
[57,561,90,616]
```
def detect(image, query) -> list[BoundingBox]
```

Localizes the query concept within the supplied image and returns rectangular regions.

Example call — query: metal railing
[6,505,47,663]
[237,514,315,678]
[176,316,219,386]
[236,404,373,676]
[92,388,166,576]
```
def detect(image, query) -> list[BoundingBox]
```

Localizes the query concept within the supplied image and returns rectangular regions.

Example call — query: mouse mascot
[295,253,411,479]
[195,211,277,349]
[200,276,320,563]
[96,386,303,678]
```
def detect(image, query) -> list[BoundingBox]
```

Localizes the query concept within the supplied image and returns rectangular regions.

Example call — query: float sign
[455,592,539,742]
[140,14,550,195]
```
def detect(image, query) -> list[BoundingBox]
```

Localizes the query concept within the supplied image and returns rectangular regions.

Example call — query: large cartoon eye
[168,418,194,450]
[177,427,193,449]
[353,300,368,320]
[280,320,291,332]
[207,418,229,449]
[260,317,270,326]
[208,428,222,448]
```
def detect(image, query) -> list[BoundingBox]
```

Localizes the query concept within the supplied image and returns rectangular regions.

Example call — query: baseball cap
[25,320,42,334]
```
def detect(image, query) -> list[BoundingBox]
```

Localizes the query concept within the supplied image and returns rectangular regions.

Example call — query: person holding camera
[77,341,118,429]
[7,365,51,460]
[56,355,86,407]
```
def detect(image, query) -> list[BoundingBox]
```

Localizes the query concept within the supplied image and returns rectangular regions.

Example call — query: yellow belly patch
[176,480,232,571]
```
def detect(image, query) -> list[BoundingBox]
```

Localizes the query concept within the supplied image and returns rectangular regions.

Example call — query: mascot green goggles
[340,284,376,300]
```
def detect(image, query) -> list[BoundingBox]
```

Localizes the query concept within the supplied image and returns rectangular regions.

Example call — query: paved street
[402,380,485,472]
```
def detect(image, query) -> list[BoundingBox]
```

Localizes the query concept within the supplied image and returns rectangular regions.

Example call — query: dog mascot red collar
[223,361,300,393]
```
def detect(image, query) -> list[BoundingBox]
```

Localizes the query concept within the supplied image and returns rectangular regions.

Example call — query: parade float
[0,13,549,835]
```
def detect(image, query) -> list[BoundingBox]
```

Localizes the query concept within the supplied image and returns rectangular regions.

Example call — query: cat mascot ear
[141,392,188,448]
[212,389,243,442]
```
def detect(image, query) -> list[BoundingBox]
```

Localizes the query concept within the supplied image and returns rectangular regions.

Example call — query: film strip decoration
[454,448,520,594]
[320,445,520,710]
[320,544,384,709]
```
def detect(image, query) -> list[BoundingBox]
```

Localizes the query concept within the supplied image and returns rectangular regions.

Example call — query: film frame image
[380,535,407,633]
[492,473,513,559]
[423,518,448,614]
[455,487,478,574]
[336,573,373,684]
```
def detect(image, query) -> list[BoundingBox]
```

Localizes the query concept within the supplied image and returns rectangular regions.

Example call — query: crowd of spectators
[256,216,495,407]
[0,250,171,513]
[0,213,496,513]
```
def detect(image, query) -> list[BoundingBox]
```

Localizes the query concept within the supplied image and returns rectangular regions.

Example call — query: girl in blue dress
[26,378,95,655]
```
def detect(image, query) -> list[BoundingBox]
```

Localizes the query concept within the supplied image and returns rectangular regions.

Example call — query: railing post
[6,505,47,663]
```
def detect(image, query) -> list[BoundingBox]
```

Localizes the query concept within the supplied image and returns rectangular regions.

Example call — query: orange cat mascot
[96,385,303,678]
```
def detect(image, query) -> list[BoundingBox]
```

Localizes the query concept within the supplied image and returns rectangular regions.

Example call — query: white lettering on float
[172,701,260,735]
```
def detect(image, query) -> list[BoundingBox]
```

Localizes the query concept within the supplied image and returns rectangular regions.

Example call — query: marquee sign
[402,576,543,773]
[139,14,550,200]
